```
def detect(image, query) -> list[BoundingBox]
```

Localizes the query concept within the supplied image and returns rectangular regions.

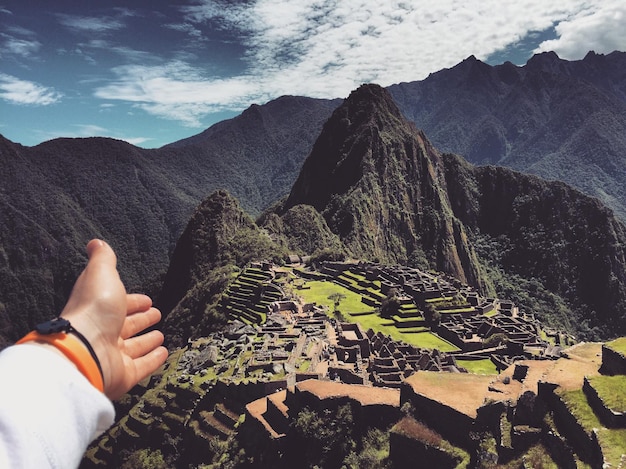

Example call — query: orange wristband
[17,331,105,392]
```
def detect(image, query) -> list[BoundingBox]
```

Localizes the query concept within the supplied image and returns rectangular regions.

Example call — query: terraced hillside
[219,266,284,324]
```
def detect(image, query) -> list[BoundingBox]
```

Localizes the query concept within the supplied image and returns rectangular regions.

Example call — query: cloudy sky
[1,0,624,148]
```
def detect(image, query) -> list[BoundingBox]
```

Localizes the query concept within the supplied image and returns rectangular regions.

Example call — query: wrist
[17,318,105,392]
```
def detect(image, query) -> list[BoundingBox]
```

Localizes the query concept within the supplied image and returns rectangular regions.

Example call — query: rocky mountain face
[2,51,626,347]
[388,50,626,220]
[157,190,286,347]
[0,135,193,346]
[280,84,487,291]
[160,95,341,216]
[443,155,626,335]
[274,84,626,336]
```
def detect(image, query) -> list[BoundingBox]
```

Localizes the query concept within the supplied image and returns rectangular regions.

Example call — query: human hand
[60,239,168,400]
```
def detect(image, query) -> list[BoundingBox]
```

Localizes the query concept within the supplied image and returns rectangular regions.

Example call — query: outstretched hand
[60,239,168,399]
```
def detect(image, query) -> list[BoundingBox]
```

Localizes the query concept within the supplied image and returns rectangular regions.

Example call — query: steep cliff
[276,84,626,336]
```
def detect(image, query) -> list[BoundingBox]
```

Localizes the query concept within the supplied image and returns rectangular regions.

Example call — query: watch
[17,317,104,392]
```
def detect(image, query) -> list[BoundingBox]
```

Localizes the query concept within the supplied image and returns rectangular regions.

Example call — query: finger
[85,239,117,271]
[123,330,165,359]
[129,346,169,384]
[126,293,152,314]
[121,307,162,339]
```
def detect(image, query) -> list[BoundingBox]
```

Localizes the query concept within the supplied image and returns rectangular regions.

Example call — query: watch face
[35,317,71,334]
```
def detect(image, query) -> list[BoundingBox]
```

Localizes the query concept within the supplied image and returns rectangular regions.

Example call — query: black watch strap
[35,318,104,382]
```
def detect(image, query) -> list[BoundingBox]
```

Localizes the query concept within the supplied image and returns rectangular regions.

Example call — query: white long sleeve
[0,344,115,468]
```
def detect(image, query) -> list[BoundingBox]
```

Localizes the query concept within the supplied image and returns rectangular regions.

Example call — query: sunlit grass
[560,389,626,466]
[456,358,498,375]
[296,279,459,351]
[586,375,626,412]
[606,337,626,354]
[298,280,369,313]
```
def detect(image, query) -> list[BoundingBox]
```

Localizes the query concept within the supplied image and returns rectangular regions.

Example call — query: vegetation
[606,337,626,355]
[379,288,402,318]
[559,389,626,466]
[288,403,391,468]
[456,358,498,375]
[295,278,459,351]
[298,280,366,315]
[328,292,347,312]
[586,375,626,411]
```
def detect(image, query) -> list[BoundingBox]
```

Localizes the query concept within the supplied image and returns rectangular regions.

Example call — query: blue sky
[1,0,625,148]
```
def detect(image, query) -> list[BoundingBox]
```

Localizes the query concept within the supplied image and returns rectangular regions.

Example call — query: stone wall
[389,416,463,469]
[582,377,626,428]
[286,382,400,430]
[399,382,476,449]
[539,383,603,467]
[600,344,626,375]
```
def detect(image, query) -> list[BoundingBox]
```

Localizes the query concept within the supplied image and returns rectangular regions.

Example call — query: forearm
[0,344,115,468]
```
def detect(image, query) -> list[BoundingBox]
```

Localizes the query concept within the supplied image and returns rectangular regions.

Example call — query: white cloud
[165,22,206,41]
[0,73,62,105]
[94,62,258,126]
[94,0,625,126]
[122,136,151,146]
[1,36,41,58]
[534,1,626,59]
[57,14,125,33]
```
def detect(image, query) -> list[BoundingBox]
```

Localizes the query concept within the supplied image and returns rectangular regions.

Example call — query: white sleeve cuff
[0,344,115,468]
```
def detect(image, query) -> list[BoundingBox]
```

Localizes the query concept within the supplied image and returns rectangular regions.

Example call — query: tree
[423,302,441,326]
[328,292,347,312]
[379,288,401,318]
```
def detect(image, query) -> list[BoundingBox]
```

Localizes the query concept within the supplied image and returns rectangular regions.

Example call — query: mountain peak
[280,84,485,288]
[283,83,416,212]
[526,50,563,72]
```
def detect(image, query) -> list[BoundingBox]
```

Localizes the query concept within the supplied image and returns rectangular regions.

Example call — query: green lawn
[586,375,626,412]
[297,279,459,351]
[298,280,369,313]
[456,358,498,375]
[560,389,626,467]
[606,337,626,354]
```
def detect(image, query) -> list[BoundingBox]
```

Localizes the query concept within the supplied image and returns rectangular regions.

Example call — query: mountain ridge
[157,84,626,341]
[1,51,625,346]
[388,50,626,219]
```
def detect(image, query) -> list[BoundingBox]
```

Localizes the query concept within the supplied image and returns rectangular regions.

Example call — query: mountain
[0,96,337,346]
[0,135,194,347]
[157,190,287,347]
[264,84,626,337]
[3,51,626,347]
[388,50,626,219]
[160,95,341,215]
[279,84,487,291]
